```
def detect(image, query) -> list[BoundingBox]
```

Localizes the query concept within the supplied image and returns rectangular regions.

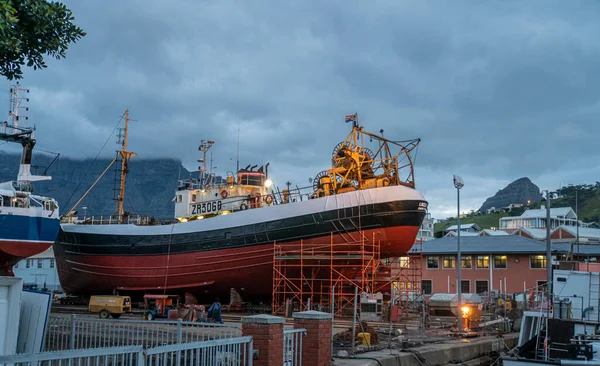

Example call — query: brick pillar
[241,314,284,366]
[292,310,332,366]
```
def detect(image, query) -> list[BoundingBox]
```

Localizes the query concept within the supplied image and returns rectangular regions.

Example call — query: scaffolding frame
[374,238,424,319]
[272,231,382,317]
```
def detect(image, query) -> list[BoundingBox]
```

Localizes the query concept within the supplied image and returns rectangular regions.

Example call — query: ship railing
[65,215,175,226]
[44,314,242,352]
[552,295,599,322]
[510,285,549,312]
[5,337,254,365]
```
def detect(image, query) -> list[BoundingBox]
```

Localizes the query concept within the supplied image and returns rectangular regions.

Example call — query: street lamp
[541,190,556,321]
[453,175,464,331]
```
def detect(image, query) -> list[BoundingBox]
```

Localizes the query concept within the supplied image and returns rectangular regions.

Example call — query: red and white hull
[54,185,428,299]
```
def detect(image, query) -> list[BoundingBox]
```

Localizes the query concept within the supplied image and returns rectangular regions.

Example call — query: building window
[461,280,470,293]
[427,256,439,269]
[475,280,489,294]
[537,281,547,290]
[50,259,55,268]
[443,256,455,269]
[399,256,410,268]
[382,258,391,266]
[37,259,42,268]
[477,256,489,269]
[461,256,472,269]
[422,280,432,295]
[494,255,507,269]
[530,255,546,269]
[26,259,31,268]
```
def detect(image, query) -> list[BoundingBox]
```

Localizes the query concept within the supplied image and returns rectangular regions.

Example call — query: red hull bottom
[1,240,53,276]
[56,226,419,299]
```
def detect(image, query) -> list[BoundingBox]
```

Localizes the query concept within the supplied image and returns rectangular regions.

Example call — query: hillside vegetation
[529,183,600,223]
[434,183,600,237]
[434,212,510,237]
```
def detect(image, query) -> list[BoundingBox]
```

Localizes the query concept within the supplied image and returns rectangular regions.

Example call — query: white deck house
[499,206,579,230]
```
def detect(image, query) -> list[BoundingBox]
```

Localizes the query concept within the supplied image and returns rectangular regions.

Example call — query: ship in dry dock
[54,113,428,299]
[0,84,60,276]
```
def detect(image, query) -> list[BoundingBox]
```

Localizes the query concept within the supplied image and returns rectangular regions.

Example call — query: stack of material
[332,321,379,344]
[230,288,243,306]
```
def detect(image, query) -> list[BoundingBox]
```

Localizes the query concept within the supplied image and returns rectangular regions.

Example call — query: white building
[444,223,481,234]
[12,246,62,292]
[417,213,435,241]
[499,206,579,230]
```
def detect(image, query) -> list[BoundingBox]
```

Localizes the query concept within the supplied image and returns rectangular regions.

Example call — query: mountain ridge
[0,152,192,219]
[479,177,543,212]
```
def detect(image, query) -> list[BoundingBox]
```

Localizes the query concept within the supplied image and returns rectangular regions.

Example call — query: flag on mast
[345,113,357,123]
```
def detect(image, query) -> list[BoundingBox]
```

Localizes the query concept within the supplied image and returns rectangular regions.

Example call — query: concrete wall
[421,253,548,295]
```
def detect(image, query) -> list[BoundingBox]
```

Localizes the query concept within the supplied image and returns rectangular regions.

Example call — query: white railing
[45,314,241,352]
[0,345,144,365]
[144,336,254,365]
[1,337,254,366]
[283,328,306,366]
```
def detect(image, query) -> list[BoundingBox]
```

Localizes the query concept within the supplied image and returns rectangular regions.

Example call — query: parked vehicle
[142,294,181,320]
[88,295,132,319]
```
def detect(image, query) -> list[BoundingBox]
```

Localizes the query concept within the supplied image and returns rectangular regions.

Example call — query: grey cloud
[2,0,599,219]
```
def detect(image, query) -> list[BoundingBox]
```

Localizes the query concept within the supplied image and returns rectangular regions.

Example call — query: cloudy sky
[1,0,599,220]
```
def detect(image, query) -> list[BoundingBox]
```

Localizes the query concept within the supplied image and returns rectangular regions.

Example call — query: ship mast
[116,109,136,223]
[198,140,214,189]
[0,83,51,185]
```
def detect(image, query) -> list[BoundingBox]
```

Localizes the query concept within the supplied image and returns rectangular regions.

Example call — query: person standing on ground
[208,297,223,323]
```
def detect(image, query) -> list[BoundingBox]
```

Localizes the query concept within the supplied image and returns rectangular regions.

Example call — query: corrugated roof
[514,227,549,240]
[552,243,600,256]
[521,207,575,218]
[410,236,600,256]
[557,225,600,239]
[445,223,480,231]
[444,231,479,237]
[411,236,552,255]
[480,229,509,236]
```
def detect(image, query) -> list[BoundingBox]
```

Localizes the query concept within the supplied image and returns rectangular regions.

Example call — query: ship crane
[311,113,420,198]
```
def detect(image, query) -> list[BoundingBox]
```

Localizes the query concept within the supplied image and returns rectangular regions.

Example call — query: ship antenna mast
[116,109,136,223]
[198,140,214,189]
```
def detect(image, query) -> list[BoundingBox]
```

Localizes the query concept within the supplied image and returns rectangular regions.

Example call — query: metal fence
[144,336,254,365]
[0,345,145,365]
[1,337,254,366]
[45,314,242,351]
[283,328,306,366]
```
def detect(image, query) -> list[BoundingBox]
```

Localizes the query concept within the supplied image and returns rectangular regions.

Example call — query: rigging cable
[63,114,125,211]
[163,223,176,295]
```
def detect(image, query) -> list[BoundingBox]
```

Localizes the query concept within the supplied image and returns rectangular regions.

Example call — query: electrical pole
[544,190,553,320]
[453,175,464,331]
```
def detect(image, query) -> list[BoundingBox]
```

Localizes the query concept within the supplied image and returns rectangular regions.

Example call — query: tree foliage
[0,0,86,80]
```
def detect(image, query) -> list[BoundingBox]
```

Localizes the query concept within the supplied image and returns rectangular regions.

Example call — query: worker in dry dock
[208,297,223,323]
